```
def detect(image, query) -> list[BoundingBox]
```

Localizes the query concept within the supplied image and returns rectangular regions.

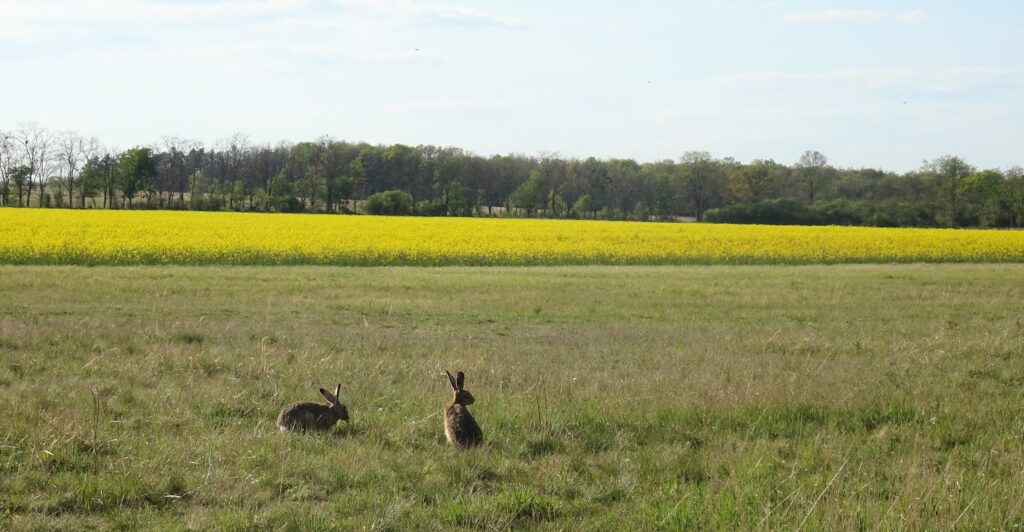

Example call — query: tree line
[2,123,1023,228]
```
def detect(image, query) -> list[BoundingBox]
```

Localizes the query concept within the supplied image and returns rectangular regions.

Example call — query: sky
[1,0,1021,172]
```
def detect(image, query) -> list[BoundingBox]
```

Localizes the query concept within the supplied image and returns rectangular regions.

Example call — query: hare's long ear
[320,387,338,405]
[456,371,465,391]
[445,370,458,391]
[335,384,341,401]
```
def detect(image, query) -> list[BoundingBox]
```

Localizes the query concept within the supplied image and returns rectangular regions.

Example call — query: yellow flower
[1,209,1023,266]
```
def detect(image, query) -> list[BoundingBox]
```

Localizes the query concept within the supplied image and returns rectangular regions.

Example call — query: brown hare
[444,370,483,448]
[277,384,349,432]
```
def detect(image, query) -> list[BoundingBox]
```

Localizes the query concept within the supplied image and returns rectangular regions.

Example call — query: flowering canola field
[1,209,1023,266]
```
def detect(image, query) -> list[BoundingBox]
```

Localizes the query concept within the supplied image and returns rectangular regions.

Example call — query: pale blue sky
[2,0,1020,171]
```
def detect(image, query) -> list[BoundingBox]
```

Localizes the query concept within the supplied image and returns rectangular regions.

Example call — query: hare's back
[278,402,333,430]
[445,404,483,447]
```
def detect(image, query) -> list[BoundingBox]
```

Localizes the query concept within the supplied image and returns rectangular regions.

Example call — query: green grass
[1,264,1023,529]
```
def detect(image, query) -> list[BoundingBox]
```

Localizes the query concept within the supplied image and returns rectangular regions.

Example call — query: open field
[4,209,1024,266]
[2,265,1024,528]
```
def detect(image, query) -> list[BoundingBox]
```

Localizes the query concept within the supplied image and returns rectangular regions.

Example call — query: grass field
[2,265,1024,529]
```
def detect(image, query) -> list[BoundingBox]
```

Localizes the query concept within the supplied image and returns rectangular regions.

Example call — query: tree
[57,130,97,208]
[445,180,475,216]
[350,146,386,199]
[160,137,201,208]
[10,164,33,207]
[364,190,413,215]
[487,154,533,215]
[634,201,650,221]
[1006,167,1024,228]
[266,171,300,212]
[78,157,104,208]
[957,169,1005,227]
[0,130,17,206]
[606,158,643,217]
[729,160,781,203]
[230,180,246,210]
[678,151,726,221]
[922,155,974,226]
[795,150,833,203]
[511,171,543,216]
[118,147,157,208]
[95,152,118,208]
[289,141,323,210]
[573,194,592,219]
[318,140,360,212]
[15,123,54,207]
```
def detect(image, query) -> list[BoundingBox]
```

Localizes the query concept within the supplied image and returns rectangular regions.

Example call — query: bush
[365,190,414,215]
[416,198,448,216]
[705,199,818,225]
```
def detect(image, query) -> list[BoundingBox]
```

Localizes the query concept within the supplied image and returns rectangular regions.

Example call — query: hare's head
[319,384,349,422]
[446,370,475,406]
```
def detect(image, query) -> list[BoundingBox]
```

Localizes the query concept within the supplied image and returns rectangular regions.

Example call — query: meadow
[2,265,1023,529]
[4,209,1024,266]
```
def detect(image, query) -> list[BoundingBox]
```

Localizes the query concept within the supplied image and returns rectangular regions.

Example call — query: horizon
[2,0,1021,173]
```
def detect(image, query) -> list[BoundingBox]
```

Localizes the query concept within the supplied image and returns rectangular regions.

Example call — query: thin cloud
[783,9,926,25]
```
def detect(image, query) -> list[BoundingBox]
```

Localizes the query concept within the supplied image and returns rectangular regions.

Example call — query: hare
[277,384,349,432]
[443,370,483,448]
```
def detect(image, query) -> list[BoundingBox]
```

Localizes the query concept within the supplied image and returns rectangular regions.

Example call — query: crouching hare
[277,384,349,432]
[443,370,483,449]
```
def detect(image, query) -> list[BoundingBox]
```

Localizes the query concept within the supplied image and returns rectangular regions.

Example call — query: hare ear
[335,384,341,401]
[456,371,465,391]
[445,370,458,391]
[320,387,337,405]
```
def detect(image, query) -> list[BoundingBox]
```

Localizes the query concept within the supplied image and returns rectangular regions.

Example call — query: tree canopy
[2,124,1023,229]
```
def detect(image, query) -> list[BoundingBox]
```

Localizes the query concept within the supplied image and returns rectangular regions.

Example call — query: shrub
[365,190,414,216]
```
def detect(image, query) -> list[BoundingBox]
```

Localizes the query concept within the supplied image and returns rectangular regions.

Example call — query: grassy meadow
[1,265,1024,529]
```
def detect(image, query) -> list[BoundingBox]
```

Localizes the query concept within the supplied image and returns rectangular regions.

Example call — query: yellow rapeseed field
[1,209,1023,265]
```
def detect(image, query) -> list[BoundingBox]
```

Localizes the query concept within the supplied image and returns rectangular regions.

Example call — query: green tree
[730,160,781,203]
[365,190,414,215]
[511,171,543,217]
[794,150,834,203]
[78,158,104,208]
[957,170,1005,227]
[267,171,300,212]
[230,180,246,210]
[117,147,156,208]
[922,155,974,226]
[334,176,355,213]
[445,180,475,216]
[319,141,360,213]
[572,194,592,219]
[678,151,726,221]
[634,201,650,221]
[547,189,567,218]
[1005,167,1024,228]
[10,164,33,207]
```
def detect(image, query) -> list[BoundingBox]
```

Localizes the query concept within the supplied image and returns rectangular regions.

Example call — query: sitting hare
[444,370,483,448]
[277,384,349,432]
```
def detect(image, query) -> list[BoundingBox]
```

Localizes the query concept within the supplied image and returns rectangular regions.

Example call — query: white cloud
[783,9,926,25]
